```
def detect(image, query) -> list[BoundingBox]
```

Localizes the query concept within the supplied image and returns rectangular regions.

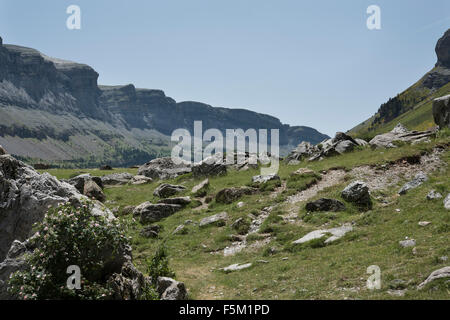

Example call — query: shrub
[147,245,175,286]
[8,201,129,300]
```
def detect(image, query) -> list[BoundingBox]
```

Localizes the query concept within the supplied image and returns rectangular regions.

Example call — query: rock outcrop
[305,198,346,212]
[341,181,372,208]
[398,172,428,195]
[369,124,436,148]
[199,212,228,227]
[433,94,450,129]
[156,276,188,300]
[153,184,186,198]
[215,187,258,204]
[133,202,182,224]
[417,266,450,290]
[138,158,192,180]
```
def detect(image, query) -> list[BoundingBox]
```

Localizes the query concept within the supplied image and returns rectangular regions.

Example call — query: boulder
[305,198,346,212]
[334,140,357,154]
[191,179,209,197]
[341,181,372,208]
[68,173,99,193]
[121,205,135,215]
[199,212,228,227]
[292,168,314,176]
[83,180,106,202]
[445,194,450,210]
[398,172,428,195]
[138,157,191,180]
[192,154,227,178]
[172,224,186,235]
[399,239,416,248]
[157,196,191,206]
[153,184,186,198]
[369,123,436,148]
[130,175,153,185]
[101,172,133,186]
[427,190,443,200]
[107,261,152,300]
[292,224,353,244]
[0,145,7,155]
[221,263,252,273]
[140,225,160,238]
[432,94,450,129]
[133,202,182,224]
[417,266,450,290]
[215,187,258,204]
[252,174,281,184]
[99,165,113,170]
[285,141,319,162]
[156,277,188,300]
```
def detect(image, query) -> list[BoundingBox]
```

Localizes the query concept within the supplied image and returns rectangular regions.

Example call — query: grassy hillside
[44,131,450,300]
[349,69,450,140]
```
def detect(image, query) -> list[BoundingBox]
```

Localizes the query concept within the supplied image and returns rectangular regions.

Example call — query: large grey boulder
[83,180,106,202]
[305,198,346,212]
[432,94,450,129]
[341,181,372,208]
[398,172,428,195]
[101,172,133,186]
[369,124,436,148]
[215,187,258,204]
[199,212,228,227]
[153,184,186,198]
[285,141,318,163]
[292,224,353,245]
[133,202,182,224]
[191,179,209,197]
[156,276,188,300]
[138,157,191,180]
[417,266,450,290]
[192,154,227,178]
[157,196,191,206]
[67,173,104,193]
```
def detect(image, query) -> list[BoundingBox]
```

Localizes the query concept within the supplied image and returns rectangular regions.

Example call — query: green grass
[40,135,450,300]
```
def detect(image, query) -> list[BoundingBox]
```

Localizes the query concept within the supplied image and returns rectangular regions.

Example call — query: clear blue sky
[1,0,449,136]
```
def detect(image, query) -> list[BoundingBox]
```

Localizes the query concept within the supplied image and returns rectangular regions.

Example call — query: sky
[0,0,449,136]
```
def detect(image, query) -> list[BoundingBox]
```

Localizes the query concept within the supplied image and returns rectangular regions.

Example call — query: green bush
[147,245,175,286]
[8,201,129,300]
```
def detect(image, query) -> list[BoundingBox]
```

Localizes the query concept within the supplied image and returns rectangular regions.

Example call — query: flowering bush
[8,201,129,300]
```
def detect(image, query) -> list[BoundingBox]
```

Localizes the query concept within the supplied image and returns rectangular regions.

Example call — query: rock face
[133,202,182,224]
[341,181,372,208]
[369,124,436,148]
[305,198,346,212]
[101,173,134,186]
[138,158,191,180]
[153,184,186,198]
[417,266,450,290]
[215,187,258,204]
[432,94,450,129]
[435,29,450,68]
[192,155,227,178]
[156,277,188,300]
[398,172,428,195]
[199,212,228,227]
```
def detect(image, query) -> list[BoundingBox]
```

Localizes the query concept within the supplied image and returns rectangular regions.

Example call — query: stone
[292,168,314,176]
[133,202,182,224]
[156,277,188,300]
[192,154,227,178]
[252,174,281,184]
[140,225,160,238]
[191,179,209,197]
[399,239,416,248]
[334,140,357,154]
[153,184,186,198]
[427,190,443,200]
[199,212,228,227]
[121,205,135,215]
[292,224,353,245]
[83,180,106,202]
[285,141,318,162]
[444,194,450,210]
[432,94,450,129]
[101,172,134,186]
[130,175,153,185]
[398,172,428,195]
[418,221,431,227]
[237,201,245,208]
[417,266,450,290]
[435,29,450,68]
[215,187,258,204]
[305,198,346,212]
[107,261,152,300]
[68,174,95,193]
[173,225,185,235]
[138,157,191,180]
[158,196,191,206]
[341,181,372,208]
[221,263,252,273]
[0,145,7,155]
[99,165,113,170]
[369,124,436,148]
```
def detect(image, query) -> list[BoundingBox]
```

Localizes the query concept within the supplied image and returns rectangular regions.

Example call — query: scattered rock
[427,190,443,200]
[156,276,188,300]
[252,174,281,184]
[133,202,182,224]
[292,224,353,244]
[99,165,113,170]
[399,239,416,248]
[0,145,7,155]
[417,266,450,290]
[440,256,448,262]
[387,289,406,297]
[215,187,258,204]
[237,201,245,208]
[121,205,135,215]
[292,168,314,175]
[369,123,436,148]
[140,225,160,238]
[192,154,227,177]
[173,225,186,235]
[444,194,450,210]
[221,263,252,273]
[153,184,186,198]
[432,94,450,129]
[305,198,346,212]
[199,212,228,227]
[138,157,191,180]
[285,141,319,162]
[398,172,428,195]
[418,221,431,227]
[158,196,191,206]
[191,179,209,197]
[341,181,372,208]
[83,180,106,202]
[130,175,153,185]
[101,172,134,186]
[107,261,152,300]
[231,218,246,231]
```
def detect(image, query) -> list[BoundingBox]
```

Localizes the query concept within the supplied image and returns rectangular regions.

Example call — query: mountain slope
[0,36,328,167]
[349,29,450,139]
